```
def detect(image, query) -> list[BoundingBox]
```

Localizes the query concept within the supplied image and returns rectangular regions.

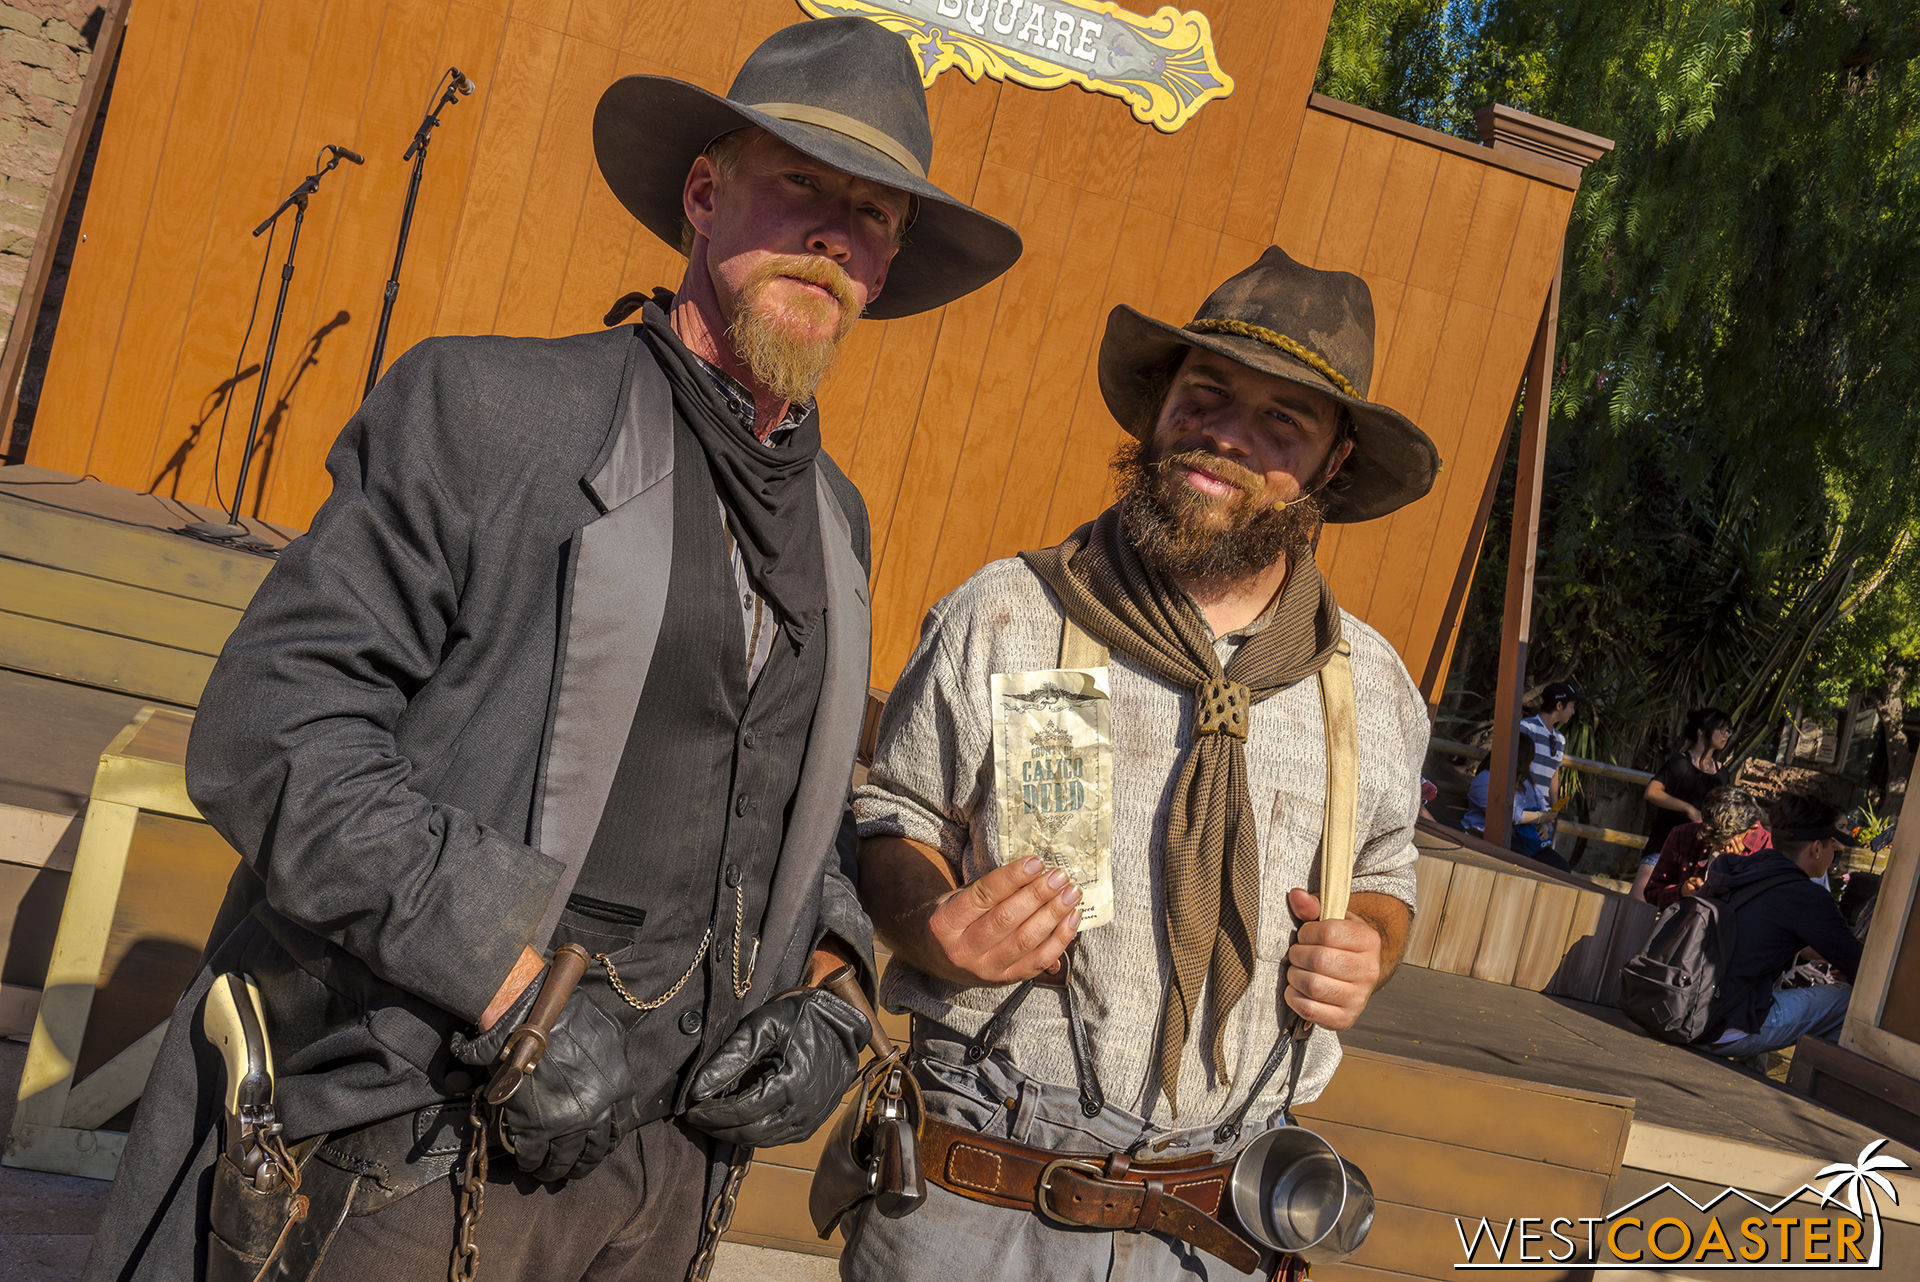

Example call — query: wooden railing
[1428,736,1650,849]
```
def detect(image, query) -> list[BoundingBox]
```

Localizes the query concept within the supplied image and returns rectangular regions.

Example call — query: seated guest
[1695,795,1863,1063]
[1463,753,1566,869]
[1631,784,1771,909]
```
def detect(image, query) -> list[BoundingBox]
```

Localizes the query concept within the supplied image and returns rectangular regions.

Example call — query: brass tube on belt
[485,942,593,1104]
[818,962,892,1060]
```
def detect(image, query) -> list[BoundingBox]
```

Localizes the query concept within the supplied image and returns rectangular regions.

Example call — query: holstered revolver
[203,972,286,1192]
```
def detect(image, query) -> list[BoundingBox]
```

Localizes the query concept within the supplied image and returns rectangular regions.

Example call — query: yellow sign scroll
[797,0,1234,134]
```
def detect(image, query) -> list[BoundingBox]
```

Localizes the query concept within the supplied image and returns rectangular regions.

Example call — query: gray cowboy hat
[593,18,1022,319]
[1099,246,1441,522]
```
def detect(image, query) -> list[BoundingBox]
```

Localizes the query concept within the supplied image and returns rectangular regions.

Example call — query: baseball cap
[1541,681,1583,706]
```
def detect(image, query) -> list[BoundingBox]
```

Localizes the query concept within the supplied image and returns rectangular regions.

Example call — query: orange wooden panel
[492,36,619,335]
[1269,109,1346,264]
[143,0,335,512]
[982,77,1048,174]
[1173,0,1267,234]
[1404,151,1484,299]
[567,0,633,44]
[1496,181,1575,318]
[241,0,396,520]
[1452,165,1529,312]
[1222,0,1337,244]
[1040,202,1176,547]
[840,307,948,559]
[1404,306,1535,683]
[26,0,204,479]
[507,0,573,31]
[1034,77,1105,188]
[1078,84,1148,205]
[1361,137,1440,286]
[863,274,1010,685]
[359,4,510,390]
[1314,122,1394,274]
[904,169,1079,683]
[982,190,1128,566]
[1364,298,1495,660]
[84,0,268,496]
[431,20,565,337]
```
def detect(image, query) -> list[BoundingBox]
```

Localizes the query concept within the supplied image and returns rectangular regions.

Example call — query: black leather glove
[451,968,638,1183]
[684,987,869,1147]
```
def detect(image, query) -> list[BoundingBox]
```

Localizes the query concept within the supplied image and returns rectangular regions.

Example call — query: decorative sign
[798,0,1234,133]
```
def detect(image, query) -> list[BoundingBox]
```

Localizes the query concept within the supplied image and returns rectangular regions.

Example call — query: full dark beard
[1112,439,1324,584]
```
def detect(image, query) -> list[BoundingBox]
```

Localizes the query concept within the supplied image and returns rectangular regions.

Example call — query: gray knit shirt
[854,557,1426,1131]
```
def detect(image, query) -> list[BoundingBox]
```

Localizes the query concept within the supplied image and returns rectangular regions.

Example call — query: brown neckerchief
[1020,508,1342,1115]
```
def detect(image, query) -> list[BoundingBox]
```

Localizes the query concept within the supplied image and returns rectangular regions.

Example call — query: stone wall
[0,0,100,353]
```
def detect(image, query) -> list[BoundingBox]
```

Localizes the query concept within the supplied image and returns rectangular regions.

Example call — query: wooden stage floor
[1355,950,1917,1168]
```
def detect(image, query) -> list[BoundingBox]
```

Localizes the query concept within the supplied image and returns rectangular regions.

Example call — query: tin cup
[1228,1126,1375,1264]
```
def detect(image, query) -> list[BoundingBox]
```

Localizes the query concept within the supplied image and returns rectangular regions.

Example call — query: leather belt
[919,1116,1266,1275]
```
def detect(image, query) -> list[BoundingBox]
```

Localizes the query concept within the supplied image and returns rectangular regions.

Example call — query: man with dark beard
[842,248,1438,1280]
[82,20,1021,1282]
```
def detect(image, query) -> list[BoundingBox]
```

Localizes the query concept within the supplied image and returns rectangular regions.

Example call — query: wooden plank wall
[1403,830,1657,1003]
[24,1,1579,694]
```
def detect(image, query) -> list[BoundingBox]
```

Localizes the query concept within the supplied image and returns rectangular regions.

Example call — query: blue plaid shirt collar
[687,351,810,446]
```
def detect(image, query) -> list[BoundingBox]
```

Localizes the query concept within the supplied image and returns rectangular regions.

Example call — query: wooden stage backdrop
[23,0,1580,695]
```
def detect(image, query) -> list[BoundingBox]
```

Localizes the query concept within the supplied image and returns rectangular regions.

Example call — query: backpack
[1616,872,1804,1044]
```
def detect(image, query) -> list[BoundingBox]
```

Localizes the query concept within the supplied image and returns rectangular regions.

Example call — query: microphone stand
[363,70,472,401]
[188,150,353,548]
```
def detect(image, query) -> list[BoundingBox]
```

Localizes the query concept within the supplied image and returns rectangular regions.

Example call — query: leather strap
[1060,613,1108,670]
[747,103,928,179]
[920,1117,1260,1272]
[1317,638,1357,922]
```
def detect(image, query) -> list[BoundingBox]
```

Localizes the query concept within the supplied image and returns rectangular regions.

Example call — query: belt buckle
[1035,1158,1103,1225]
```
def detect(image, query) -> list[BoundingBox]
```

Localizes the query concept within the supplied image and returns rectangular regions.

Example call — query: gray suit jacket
[83,326,873,1281]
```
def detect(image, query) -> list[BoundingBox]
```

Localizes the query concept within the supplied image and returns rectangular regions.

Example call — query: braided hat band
[1184,318,1358,399]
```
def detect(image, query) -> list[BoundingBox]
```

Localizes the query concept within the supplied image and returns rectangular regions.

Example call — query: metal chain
[601,881,759,1010]
[450,1093,489,1282]
[728,882,756,999]
[686,1148,753,1282]
[599,928,712,1012]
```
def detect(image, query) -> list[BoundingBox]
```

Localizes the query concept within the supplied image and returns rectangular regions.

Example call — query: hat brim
[1097,305,1441,524]
[593,76,1022,320]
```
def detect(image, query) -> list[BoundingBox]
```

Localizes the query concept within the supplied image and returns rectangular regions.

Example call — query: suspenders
[967,612,1362,1133]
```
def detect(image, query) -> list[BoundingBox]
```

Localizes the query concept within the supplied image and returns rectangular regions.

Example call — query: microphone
[451,67,476,95]
[328,145,365,165]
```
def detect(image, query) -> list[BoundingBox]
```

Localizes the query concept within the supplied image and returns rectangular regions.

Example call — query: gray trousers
[838,1026,1269,1282]
[313,1115,712,1282]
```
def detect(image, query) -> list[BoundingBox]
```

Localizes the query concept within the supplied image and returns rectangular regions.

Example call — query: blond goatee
[728,256,861,404]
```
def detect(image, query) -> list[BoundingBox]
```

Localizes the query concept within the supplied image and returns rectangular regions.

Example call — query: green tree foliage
[1319,0,1920,773]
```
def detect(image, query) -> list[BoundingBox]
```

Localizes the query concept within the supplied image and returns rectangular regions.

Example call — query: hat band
[1185,318,1357,399]
[748,102,927,181]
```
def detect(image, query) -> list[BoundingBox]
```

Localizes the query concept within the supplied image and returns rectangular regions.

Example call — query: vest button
[743,729,758,750]
[726,864,742,887]
[679,1009,703,1035]
[735,794,752,816]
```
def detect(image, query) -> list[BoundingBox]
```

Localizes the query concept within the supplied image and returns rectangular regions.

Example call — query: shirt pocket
[1256,784,1325,962]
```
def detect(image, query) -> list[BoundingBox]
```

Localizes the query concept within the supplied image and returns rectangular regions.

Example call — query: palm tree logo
[1817,1138,1910,1267]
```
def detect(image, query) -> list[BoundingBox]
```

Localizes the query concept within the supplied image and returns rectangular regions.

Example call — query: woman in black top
[1643,708,1733,857]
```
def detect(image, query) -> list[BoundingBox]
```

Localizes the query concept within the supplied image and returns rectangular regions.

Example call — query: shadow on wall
[146,310,351,513]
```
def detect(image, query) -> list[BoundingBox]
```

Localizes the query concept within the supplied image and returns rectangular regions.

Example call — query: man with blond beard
[843,248,1436,1279]
[83,20,1019,1282]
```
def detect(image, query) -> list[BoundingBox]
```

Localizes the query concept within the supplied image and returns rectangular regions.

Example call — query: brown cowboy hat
[593,18,1022,319]
[1099,247,1441,522]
